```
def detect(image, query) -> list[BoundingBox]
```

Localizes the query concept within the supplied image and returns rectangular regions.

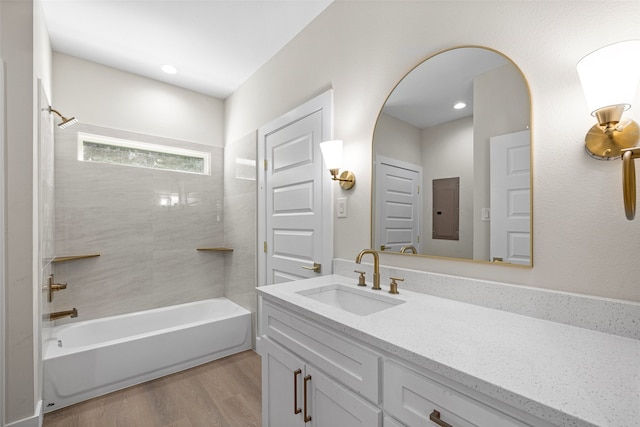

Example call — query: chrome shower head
[48,106,78,129]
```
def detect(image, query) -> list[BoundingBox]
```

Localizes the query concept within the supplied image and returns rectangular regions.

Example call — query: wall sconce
[577,40,640,219]
[319,140,356,190]
[577,40,640,159]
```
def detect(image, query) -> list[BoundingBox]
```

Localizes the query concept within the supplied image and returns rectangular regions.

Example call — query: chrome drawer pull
[304,375,312,422]
[293,369,302,414]
[430,410,454,427]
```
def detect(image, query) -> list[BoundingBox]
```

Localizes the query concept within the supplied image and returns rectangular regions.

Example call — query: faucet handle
[389,277,404,294]
[354,270,367,286]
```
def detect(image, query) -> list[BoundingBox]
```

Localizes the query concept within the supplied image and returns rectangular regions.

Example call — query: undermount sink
[296,284,405,316]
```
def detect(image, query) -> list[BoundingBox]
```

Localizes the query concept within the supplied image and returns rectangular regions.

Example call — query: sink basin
[296,284,404,316]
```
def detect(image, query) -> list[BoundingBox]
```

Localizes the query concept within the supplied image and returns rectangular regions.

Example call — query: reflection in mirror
[372,47,532,266]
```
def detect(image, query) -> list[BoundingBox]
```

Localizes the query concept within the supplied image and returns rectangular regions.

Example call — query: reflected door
[489,130,531,265]
[374,156,422,252]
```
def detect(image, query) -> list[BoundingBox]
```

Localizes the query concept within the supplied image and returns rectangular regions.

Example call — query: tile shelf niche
[196,247,234,252]
[52,254,101,263]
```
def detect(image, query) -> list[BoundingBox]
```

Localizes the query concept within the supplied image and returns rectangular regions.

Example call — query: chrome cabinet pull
[301,263,321,273]
[293,369,302,414]
[303,374,312,422]
[429,410,454,427]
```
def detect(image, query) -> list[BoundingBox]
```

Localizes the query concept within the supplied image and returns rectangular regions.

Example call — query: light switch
[482,207,490,221]
[337,197,347,218]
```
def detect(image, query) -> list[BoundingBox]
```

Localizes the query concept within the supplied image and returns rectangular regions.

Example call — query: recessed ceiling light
[161,64,178,74]
[453,102,467,110]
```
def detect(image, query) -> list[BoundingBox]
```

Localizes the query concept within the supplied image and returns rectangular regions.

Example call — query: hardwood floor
[43,350,262,427]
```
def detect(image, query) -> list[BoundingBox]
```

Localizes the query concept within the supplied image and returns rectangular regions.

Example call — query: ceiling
[42,0,333,99]
[382,48,509,129]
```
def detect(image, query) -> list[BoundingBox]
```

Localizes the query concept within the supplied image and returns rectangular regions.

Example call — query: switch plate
[337,197,347,218]
[482,208,490,221]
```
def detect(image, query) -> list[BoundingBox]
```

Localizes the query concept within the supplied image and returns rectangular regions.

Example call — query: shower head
[48,106,78,129]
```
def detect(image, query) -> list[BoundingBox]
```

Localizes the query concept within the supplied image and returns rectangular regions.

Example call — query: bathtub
[43,298,251,412]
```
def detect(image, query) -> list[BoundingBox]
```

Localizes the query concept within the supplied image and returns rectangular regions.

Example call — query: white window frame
[77,132,211,175]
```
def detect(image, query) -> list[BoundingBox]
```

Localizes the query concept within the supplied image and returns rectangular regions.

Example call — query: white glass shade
[577,40,640,115]
[319,140,343,170]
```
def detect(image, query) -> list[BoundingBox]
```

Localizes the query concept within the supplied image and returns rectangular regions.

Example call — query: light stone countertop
[257,274,640,427]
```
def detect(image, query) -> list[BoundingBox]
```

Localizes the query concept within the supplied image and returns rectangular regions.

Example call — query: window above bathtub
[77,132,211,175]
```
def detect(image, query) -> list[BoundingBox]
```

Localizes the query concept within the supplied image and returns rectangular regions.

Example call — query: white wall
[225,0,640,302]
[53,53,224,147]
[3,1,37,424]
[473,62,530,261]
[373,113,421,164]
[2,0,52,424]
[422,116,474,259]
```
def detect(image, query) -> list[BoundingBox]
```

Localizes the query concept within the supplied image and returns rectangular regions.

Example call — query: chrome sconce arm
[622,147,640,220]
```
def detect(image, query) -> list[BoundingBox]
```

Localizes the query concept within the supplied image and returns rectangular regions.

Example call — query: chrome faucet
[44,308,78,321]
[400,245,417,254]
[355,249,381,290]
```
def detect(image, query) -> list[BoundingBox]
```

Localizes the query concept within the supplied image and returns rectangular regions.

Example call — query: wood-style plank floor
[43,350,261,427]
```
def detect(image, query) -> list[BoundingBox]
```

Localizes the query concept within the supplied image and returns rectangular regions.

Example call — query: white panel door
[489,130,531,265]
[374,156,422,252]
[259,91,332,286]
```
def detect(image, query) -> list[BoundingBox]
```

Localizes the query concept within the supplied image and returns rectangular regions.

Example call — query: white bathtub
[43,298,252,412]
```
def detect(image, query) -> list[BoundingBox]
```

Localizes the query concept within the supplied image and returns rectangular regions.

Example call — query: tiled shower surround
[53,124,225,321]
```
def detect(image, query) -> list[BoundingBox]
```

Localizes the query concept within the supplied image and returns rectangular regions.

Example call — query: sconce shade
[577,40,640,115]
[319,139,355,190]
[319,140,343,170]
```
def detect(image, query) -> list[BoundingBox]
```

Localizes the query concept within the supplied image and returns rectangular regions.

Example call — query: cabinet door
[261,338,306,427]
[307,365,382,427]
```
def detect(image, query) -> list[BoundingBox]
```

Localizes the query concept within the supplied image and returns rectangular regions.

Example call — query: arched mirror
[372,47,532,266]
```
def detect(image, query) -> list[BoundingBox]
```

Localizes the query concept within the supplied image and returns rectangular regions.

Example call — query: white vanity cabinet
[259,300,383,427]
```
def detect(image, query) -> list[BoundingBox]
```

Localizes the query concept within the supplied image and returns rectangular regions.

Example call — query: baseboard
[6,400,43,427]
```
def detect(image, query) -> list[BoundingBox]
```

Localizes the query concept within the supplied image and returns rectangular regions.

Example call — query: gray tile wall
[53,124,225,321]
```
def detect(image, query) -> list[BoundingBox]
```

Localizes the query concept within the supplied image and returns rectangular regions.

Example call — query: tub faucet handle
[46,274,68,303]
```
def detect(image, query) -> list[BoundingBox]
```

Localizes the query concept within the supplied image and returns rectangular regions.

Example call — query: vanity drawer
[383,360,530,427]
[261,300,380,403]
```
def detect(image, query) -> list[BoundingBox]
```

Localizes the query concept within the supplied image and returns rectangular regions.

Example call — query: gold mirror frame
[370,46,533,267]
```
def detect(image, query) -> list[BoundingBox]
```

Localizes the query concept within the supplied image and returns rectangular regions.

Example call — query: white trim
[257,90,333,288]
[0,58,5,427]
[77,132,211,175]
[5,400,42,427]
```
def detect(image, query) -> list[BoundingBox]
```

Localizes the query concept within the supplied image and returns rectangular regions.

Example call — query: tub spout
[44,308,78,321]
